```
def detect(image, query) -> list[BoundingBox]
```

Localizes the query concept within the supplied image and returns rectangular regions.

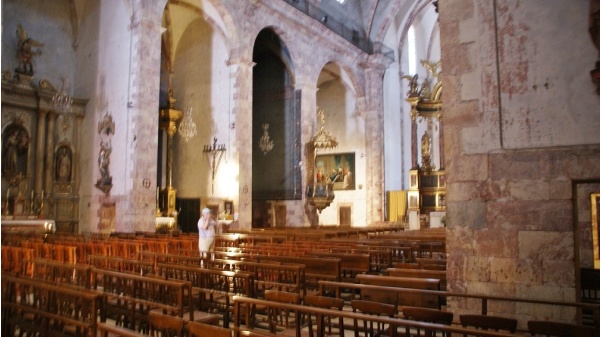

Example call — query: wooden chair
[97,322,149,337]
[459,314,517,335]
[401,306,453,337]
[304,295,345,337]
[581,268,600,326]
[187,321,232,337]
[264,290,301,336]
[527,320,597,337]
[351,299,397,337]
[148,311,184,337]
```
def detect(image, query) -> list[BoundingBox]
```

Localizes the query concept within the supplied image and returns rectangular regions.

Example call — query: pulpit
[306,108,338,216]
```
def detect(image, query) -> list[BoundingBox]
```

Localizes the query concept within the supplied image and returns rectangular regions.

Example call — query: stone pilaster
[34,109,48,194]
[297,78,319,227]
[44,111,56,196]
[229,58,254,229]
[117,0,165,232]
[363,54,392,224]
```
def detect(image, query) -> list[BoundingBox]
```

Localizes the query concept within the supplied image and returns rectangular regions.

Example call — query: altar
[155,216,180,234]
[1,219,56,235]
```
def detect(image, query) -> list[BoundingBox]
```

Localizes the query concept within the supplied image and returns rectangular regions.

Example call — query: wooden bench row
[22,259,214,332]
[317,279,600,332]
[2,274,101,337]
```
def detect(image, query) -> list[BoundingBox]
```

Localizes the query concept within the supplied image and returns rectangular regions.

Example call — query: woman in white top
[197,208,216,255]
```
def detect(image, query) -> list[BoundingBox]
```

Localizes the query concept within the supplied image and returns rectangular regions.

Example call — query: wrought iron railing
[281,0,395,60]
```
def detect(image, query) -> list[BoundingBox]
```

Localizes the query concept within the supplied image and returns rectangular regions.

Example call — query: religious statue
[421,131,432,158]
[420,131,434,173]
[98,140,111,180]
[15,24,44,75]
[2,126,30,178]
[402,74,420,97]
[95,140,113,195]
[56,147,71,181]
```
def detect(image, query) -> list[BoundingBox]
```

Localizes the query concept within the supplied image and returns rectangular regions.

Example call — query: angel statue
[402,74,420,97]
[15,24,44,75]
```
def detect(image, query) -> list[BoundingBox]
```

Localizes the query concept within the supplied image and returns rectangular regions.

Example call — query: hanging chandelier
[258,123,274,155]
[178,106,197,142]
[51,77,73,114]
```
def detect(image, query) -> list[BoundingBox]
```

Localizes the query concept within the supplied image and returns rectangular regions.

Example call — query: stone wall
[440,0,600,323]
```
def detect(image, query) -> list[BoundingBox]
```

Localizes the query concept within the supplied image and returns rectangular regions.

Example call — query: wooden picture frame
[315,152,355,190]
[205,204,219,219]
[592,193,600,268]
[224,200,234,216]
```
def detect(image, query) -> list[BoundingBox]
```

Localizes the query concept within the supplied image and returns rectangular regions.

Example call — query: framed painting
[592,193,600,268]
[315,152,355,190]
[224,200,234,216]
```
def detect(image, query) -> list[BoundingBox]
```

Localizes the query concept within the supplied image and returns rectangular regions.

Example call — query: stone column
[228,57,254,228]
[296,78,319,227]
[74,113,84,194]
[34,109,48,196]
[438,113,445,169]
[406,97,420,169]
[117,0,165,232]
[44,111,57,197]
[363,53,393,224]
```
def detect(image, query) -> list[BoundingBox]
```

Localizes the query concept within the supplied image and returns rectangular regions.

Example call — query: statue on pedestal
[15,24,43,76]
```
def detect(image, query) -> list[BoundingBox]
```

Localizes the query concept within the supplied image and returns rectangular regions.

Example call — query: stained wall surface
[440,0,600,322]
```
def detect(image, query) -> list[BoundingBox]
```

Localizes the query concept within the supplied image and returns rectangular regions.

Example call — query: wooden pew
[310,251,370,281]
[384,268,447,291]
[155,262,255,327]
[416,257,447,270]
[255,255,341,292]
[231,295,520,337]
[138,251,207,267]
[27,258,93,288]
[212,251,341,292]
[210,259,306,297]
[2,274,101,337]
[91,268,191,332]
[1,245,34,276]
[356,274,441,310]
[88,255,155,275]
[97,322,149,336]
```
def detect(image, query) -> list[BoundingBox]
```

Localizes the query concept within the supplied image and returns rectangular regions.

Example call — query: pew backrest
[356,274,441,309]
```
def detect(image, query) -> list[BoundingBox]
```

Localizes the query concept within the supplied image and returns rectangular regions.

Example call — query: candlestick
[4,188,10,216]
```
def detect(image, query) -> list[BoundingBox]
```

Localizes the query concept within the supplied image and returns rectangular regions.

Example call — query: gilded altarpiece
[1,73,87,233]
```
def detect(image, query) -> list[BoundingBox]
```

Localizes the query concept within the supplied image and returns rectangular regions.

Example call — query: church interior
[1,0,600,336]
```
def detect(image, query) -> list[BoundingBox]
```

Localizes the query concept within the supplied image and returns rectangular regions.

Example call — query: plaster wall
[76,0,165,233]
[317,75,367,226]
[172,17,232,201]
[76,1,138,232]
[1,0,75,90]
